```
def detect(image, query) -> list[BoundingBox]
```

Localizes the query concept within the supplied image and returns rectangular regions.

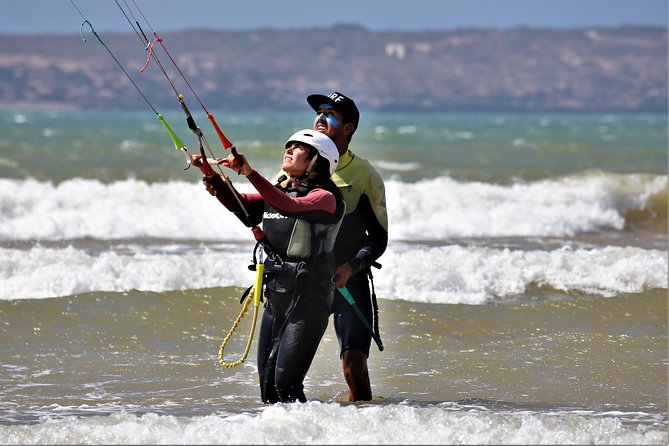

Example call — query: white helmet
[285,129,339,176]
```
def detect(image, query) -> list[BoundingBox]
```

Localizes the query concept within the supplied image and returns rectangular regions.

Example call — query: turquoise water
[0,110,667,444]
[1,110,666,183]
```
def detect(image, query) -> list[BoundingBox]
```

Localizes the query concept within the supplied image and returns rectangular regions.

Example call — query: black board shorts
[332,274,372,357]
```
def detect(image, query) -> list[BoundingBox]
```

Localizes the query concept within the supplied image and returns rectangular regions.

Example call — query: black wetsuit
[330,150,388,357]
[208,171,344,403]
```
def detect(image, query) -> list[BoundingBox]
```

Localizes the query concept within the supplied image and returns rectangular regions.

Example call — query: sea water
[0,109,666,444]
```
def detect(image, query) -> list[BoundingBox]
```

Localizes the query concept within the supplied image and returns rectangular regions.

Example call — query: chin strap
[289,154,319,185]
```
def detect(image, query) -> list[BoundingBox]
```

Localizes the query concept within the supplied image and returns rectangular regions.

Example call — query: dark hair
[306,146,332,180]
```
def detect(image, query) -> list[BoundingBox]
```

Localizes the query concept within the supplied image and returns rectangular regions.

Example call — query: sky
[1,0,667,34]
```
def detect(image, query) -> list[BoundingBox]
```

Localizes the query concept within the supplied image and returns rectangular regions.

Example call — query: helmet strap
[305,153,318,175]
[293,153,319,182]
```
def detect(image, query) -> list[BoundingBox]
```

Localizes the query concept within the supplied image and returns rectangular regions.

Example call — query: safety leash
[218,242,265,368]
[217,226,275,367]
[337,285,384,351]
[368,268,383,350]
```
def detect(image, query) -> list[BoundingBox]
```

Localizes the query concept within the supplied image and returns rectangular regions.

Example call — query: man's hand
[333,263,353,288]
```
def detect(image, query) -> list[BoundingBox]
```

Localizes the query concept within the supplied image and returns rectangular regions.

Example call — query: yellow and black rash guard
[331,150,388,275]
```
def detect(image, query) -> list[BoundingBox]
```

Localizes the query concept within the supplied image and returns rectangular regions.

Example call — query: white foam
[0,244,254,300]
[12,113,27,124]
[0,174,666,301]
[0,243,665,302]
[377,244,668,304]
[375,160,420,171]
[0,178,252,242]
[0,173,665,242]
[386,172,667,239]
[0,403,665,445]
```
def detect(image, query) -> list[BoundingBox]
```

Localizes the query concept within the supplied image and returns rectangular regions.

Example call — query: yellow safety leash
[218,263,264,368]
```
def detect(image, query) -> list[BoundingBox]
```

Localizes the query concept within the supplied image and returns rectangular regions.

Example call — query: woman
[194,130,345,403]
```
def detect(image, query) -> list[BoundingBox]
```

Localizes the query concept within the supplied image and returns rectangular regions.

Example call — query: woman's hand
[221,152,252,176]
[202,175,221,196]
[189,153,207,172]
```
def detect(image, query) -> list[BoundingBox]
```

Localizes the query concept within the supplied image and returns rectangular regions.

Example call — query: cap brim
[307,94,336,112]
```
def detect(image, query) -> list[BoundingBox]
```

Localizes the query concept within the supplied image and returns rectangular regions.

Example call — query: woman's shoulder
[308,178,342,197]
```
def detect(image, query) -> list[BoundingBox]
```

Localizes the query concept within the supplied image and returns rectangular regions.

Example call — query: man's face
[313,104,344,139]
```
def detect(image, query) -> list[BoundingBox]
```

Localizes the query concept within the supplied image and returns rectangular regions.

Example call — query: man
[306,91,389,401]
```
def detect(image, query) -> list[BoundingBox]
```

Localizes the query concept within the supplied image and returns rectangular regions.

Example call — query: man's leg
[333,276,374,401]
[342,348,371,401]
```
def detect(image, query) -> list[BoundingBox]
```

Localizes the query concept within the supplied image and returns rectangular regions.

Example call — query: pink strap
[140,36,162,72]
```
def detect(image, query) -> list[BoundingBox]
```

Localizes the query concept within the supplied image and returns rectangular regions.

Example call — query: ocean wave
[386,170,667,239]
[0,177,252,242]
[379,244,667,303]
[0,244,254,300]
[0,172,666,242]
[1,402,665,445]
[1,243,665,302]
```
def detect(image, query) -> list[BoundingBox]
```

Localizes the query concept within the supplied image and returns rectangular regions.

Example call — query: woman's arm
[247,171,337,216]
[202,174,264,226]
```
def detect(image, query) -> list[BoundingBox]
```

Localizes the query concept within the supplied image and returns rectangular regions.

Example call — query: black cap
[307,91,360,130]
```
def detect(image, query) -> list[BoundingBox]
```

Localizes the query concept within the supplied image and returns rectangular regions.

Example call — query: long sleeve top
[207,170,338,226]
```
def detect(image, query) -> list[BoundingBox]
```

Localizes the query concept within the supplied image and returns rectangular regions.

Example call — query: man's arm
[347,193,388,275]
[334,170,388,286]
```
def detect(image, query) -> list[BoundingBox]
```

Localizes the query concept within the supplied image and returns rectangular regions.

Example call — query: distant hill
[0,25,666,112]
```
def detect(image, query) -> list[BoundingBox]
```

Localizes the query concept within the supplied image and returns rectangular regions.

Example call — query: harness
[262,182,340,315]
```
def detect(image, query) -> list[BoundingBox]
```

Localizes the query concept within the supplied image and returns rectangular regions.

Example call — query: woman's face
[282,142,313,177]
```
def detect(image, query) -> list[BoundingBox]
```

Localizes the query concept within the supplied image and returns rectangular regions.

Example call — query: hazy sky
[1,0,667,34]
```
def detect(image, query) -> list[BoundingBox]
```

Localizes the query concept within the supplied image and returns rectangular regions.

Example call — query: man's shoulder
[346,151,383,178]
[334,150,386,201]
